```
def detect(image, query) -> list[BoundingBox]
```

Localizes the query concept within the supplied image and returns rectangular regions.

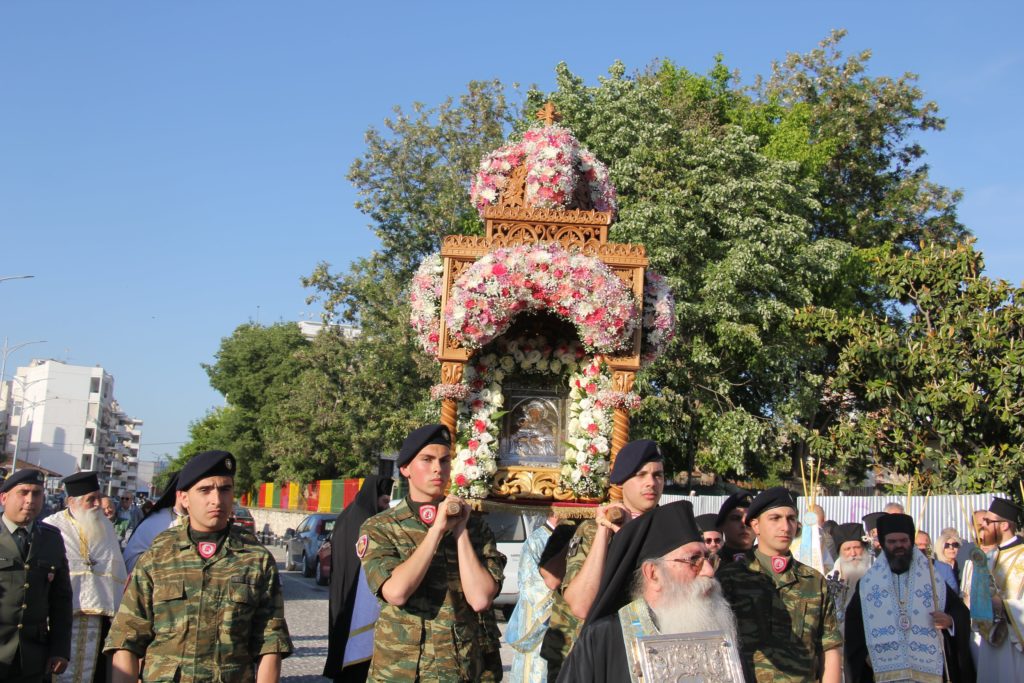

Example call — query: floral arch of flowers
[444,243,639,354]
[409,244,676,499]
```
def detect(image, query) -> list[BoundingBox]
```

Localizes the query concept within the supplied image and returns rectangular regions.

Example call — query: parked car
[283,512,336,577]
[232,505,256,533]
[488,511,543,618]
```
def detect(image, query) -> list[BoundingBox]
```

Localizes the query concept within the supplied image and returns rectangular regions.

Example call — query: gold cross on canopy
[536,102,562,126]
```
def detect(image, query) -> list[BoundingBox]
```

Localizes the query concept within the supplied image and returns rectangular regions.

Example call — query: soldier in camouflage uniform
[105,450,293,683]
[717,487,842,683]
[358,424,505,682]
[540,440,665,682]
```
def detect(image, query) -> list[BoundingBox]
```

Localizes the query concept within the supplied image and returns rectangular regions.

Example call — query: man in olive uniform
[358,424,506,682]
[0,469,73,682]
[105,450,293,683]
[717,486,842,683]
[540,439,665,682]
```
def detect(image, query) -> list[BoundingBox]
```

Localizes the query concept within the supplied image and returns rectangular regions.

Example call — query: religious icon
[500,390,566,467]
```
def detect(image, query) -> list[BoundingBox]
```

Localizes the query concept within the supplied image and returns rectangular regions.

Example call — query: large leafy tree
[181,33,978,490]
[798,242,1024,493]
[297,81,517,477]
[189,322,310,489]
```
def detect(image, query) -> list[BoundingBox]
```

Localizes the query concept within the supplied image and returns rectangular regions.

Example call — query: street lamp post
[2,339,47,473]
[1,337,47,387]
[0,275,34,284]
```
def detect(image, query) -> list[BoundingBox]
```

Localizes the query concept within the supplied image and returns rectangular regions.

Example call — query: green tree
[296,33,972,487]
[798,241,1024,493]
[300,81,516,467]
[174,322,310,490]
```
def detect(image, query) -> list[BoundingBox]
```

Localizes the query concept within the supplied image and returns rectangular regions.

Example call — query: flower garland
[410,251,677,367]
[641,271,676,364]
[444,243,639,354]
[409,253,443,355]
[448,335,636,499]
[469,125,617,216]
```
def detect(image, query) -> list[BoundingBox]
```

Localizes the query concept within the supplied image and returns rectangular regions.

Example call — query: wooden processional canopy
[424,104,668,506]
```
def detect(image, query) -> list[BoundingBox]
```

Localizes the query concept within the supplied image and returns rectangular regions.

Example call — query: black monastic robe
[323,475,389,683]
[556,613,631,683]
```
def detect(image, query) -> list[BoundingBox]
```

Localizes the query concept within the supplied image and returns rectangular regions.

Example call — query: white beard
[839,554,872,585]
[651,576,740,645]
[72,505,120,552]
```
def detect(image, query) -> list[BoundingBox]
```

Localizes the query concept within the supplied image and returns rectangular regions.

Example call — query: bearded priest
[845,513,975,683]
[44,472,128,683]
[557,501,739,682]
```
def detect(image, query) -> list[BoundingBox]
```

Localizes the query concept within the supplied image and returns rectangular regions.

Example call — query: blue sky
[2,2,1021,464]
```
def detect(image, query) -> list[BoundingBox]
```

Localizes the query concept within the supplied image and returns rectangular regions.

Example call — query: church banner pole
[924,529,951,682]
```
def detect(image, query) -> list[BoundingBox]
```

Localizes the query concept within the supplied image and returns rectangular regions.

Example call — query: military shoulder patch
[418,504,437,525]
[356,534,369,558]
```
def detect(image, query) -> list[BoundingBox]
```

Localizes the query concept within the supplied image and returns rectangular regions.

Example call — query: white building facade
[1,359,143,494]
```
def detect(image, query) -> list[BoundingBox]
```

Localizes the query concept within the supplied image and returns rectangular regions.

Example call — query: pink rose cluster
[469,125,617,215]
[641,271,676,365]
[409,253,443,356]
[444,243,640,354]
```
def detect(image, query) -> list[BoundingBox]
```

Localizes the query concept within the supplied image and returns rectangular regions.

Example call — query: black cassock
[322,475,389,683]
[556,614,632,683]
[844,583,976,683]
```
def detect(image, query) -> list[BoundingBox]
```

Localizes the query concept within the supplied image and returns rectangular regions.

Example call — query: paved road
[271,545,514,682]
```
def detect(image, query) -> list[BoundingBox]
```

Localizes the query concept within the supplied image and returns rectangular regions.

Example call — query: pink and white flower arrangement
[430,383,469,402]
[469,125,617,215]
[561,357,615,497]
[409,253,443,355]
[641,271,676,364]
[444,243,640,354]
[447,335,620,499]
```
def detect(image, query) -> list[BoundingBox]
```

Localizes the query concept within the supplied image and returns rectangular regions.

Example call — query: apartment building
[2,359,143,494]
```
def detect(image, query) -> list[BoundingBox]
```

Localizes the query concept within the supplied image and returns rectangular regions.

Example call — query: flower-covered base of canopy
[430,334,640,499]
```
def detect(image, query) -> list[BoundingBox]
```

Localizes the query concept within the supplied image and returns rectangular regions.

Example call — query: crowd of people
[1,424,1021,682]
[0,450,290,683]
[325,425,1024,683]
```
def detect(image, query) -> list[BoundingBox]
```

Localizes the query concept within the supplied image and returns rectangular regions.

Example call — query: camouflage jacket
[359,500,505,682]
[717,550,842,683]
[103,523,293,682]
[540,518,599,683]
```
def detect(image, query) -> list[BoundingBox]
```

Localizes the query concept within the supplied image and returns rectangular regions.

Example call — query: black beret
[831,522,869,548]
[744,486,798,524]
[715,490,753,528]
[177,450,236,491]
[862,512,884,532]
[62,471,100,497]
[877,513,915,541]
[1,468,44,493]
[696,513,719,533]
[397,424,451,468]
[609,440,663,485]
[989,497,1023,526]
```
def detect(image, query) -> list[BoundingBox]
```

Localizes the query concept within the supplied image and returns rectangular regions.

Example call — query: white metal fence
[661,492,999,540]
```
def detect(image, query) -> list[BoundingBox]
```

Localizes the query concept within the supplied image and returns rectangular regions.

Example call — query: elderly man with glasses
[557,501,736,683]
